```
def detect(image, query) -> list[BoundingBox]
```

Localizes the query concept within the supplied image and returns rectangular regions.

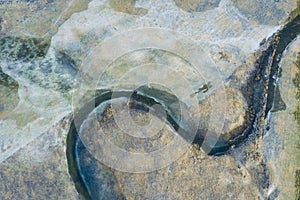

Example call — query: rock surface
[261,36,300,200]
[0,116,78,199]
[0,0,299,199]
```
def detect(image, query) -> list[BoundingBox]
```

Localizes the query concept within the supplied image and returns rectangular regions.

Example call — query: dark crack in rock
[67,120,125,200]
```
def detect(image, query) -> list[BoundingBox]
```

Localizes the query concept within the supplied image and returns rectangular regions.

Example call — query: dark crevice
[67,87,191,199]
[65,11,300,200]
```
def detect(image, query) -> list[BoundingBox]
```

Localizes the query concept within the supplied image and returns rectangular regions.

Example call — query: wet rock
[0,17,3,31]
[271,87,287,112]
[0,46,78,92]
[260,36,300,199]
[68,123,125,199]
[0,36,50,62]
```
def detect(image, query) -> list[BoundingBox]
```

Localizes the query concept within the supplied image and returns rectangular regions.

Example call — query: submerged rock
[0,36,50,62]
[67,121,124,200]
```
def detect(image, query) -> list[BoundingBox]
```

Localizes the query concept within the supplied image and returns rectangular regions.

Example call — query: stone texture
[0,116,78,199]
[51,0,280,74]
[0,84,71,164]
[261,36,300,200]
[174,0,221,12]
[232,0,297,25]
[0,0,92,37]
[0,0,299,199]
[0,67,19,120]
[114,145,260,199]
